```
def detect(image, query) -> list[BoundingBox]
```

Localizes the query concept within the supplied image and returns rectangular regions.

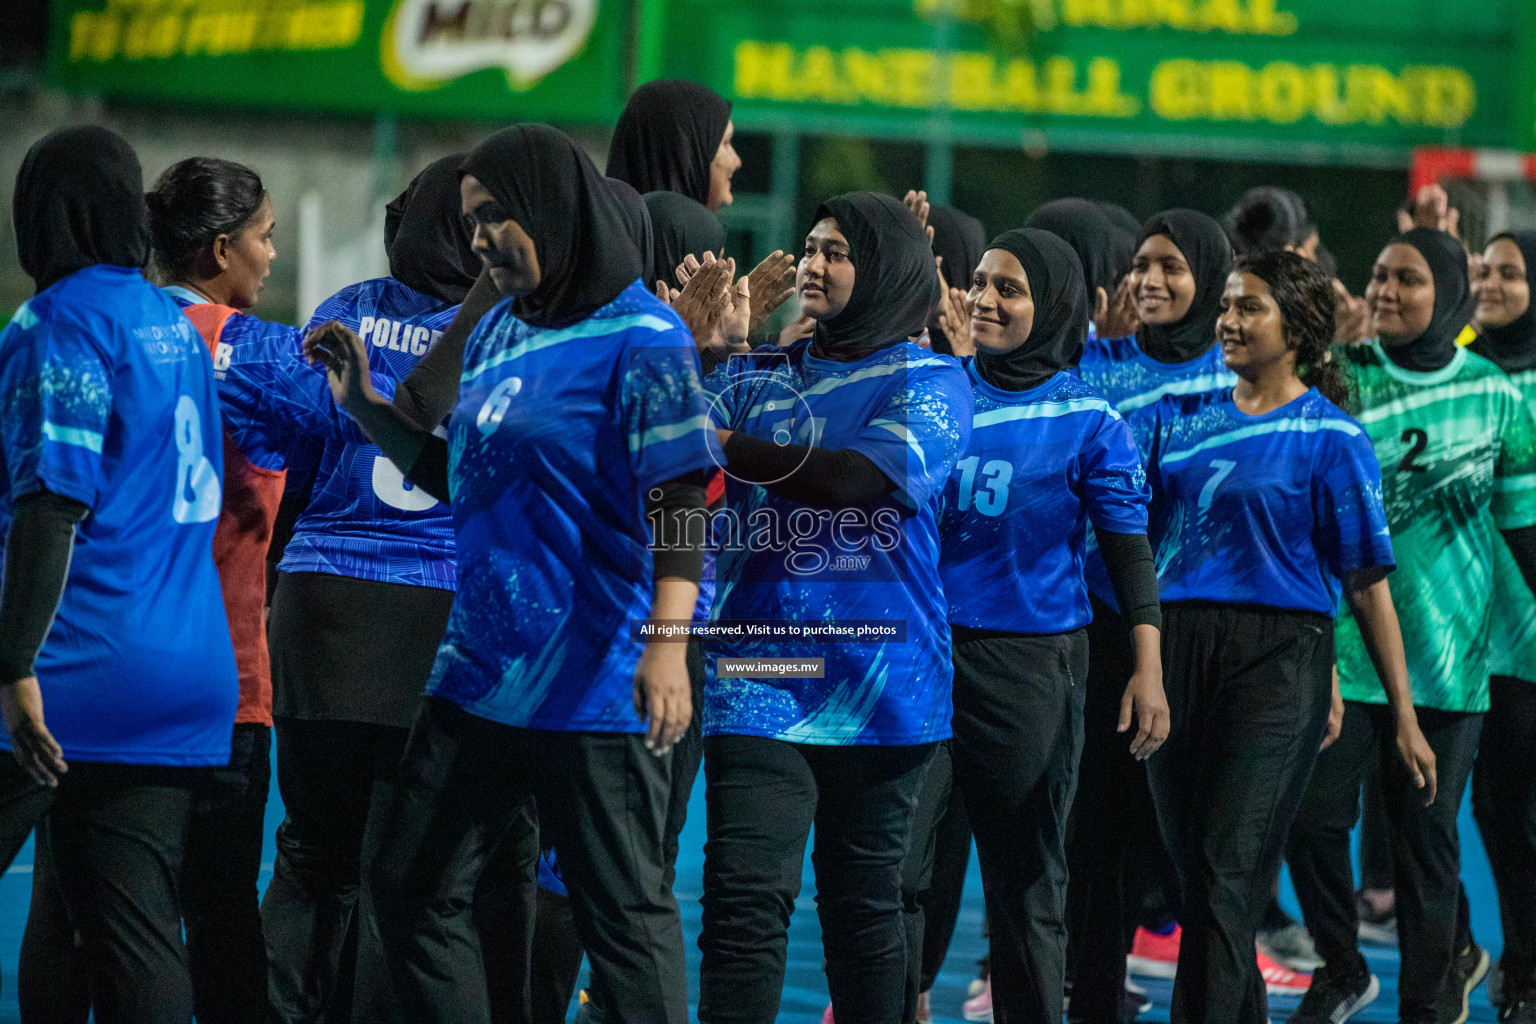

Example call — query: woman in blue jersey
[304,124,717,1024]
[0,126,238,1024]
[935,227,1166,1024]
[1064,207,1235,1017]
[1132,249,1434,1024]
[139,154,468,1024]
[1469,230,1536,1023]
[694,192,972,1024]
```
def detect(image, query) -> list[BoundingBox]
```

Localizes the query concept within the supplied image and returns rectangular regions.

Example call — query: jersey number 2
[1399,428,1430,473]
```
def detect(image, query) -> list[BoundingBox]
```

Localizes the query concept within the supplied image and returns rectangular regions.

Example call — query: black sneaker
[1446,944,1491,1024]
[1287,962,1380,1024]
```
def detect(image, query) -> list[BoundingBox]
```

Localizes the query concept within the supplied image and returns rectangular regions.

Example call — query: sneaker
[821,1005,834,1024]
[1259,950,1312,996]
[1355,889,1398,946]
[1447,944,1491,1024]
[916,989,933,1024]
[1261,922,1325,972]
[1501,999,1536,1023]
[963,977,993,1022]
[1128,924,1181,978]
[1286,962,1379,1024]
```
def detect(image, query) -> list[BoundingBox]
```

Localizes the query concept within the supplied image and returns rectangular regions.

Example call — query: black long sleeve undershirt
[1096,529,1162,631]
[0,489,89,685]
[1501,524,1536,598]
[722,431,894,509]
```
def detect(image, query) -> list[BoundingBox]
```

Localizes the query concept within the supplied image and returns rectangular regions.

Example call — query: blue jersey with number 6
[425,282,721,732]
[279,277,458,590]
[939,364,1149,634]
[0,266,237,766]
[1131,387,1394,614]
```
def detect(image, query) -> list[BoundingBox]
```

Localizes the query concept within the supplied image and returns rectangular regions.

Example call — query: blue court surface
[0,754,1506,1023]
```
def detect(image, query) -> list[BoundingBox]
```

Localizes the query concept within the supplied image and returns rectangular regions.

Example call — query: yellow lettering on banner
[1148,57,1477,128]
[998,57,1040,110]
[1256,61,1307,122]
[734,41,795,102]
[1149,59,1203,119]
[65,2,363,61]
[1085,57,1139,116]
[1054,0,1297,34]
[949,53,995,111]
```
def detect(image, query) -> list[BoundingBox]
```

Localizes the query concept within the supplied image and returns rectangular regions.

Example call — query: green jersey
[1487,367,1536,685]
[1335,343,1536,712]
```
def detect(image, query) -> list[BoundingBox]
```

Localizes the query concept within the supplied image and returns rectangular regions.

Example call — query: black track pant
[370,697,687,1024]
[697,735,934,1024]
[0,757,200,1024]
[1288,700,1483,1024]
[1473,675,1536,1003]
[1150,602,1333,1024]
[948,627,1087,1024]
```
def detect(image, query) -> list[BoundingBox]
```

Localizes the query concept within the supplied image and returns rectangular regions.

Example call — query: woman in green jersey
[1286,228,1536,1024]
[1468,230,1536,1024]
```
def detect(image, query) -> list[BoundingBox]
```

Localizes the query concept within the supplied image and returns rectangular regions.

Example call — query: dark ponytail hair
[1235,249,1351,411]
[1224,186,1312,256]
[146,157,266,281]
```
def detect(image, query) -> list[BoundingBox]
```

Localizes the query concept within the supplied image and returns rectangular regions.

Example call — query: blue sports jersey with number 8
[0,266,237,766]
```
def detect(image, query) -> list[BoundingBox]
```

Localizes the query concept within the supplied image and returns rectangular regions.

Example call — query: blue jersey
[279,278,459,590]
[1132,388,1394,614]
[1075,333,1236,608]
[161,286,371,470]
[425,282,720,731]
[702,340,974,746]
[939,364,1149,634]
[0,266,237,765]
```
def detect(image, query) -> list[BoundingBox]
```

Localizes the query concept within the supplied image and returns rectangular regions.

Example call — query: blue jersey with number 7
[279,277,459,590]
[1130,387,1393,615]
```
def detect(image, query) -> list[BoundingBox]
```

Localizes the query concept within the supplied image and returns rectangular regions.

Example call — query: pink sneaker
[1127,924,1181,978]
[1258,949,1312,995]
[821,1004,834,1024]
[963,977,993,1022]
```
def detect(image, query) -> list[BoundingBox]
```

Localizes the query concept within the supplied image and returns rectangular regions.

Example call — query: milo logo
[384,0,597,91]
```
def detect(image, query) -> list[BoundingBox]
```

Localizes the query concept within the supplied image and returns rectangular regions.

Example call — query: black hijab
[928,205,987,292]
[810,192,939,359]
[1097,201,1143,239]
[1135,208,1232,364]
[643,191,725,290]
[924,204,987,354]
[975,229,1089,392]
[460,125,641,329]
[1471,231,1536,373]
[1027,198,1134,307]
[606,80,732,208]
[385,154,480,305]
[605,177,655,283]
[1381,227,1472,373]
[14,126,150,294]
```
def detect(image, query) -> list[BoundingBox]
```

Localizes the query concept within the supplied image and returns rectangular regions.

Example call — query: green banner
[647,0,1522,164]
[48,0,630,122]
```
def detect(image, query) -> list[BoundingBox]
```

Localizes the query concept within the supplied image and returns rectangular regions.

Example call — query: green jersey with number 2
[1335,343,1536,712]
